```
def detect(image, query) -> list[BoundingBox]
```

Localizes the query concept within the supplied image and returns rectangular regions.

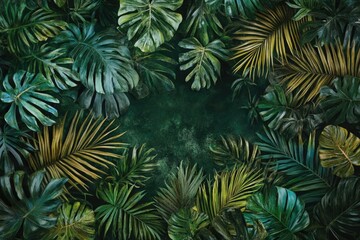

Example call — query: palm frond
[224,0,274,18]
[27,111,125,192]
[232,4,305,78]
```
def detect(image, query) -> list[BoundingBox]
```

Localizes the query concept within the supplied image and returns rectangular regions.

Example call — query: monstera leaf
[313,177,360,240]
[0,1,67,54]
[246,187,310,240]
[196,164,264,220]
[0,71,59,132]
[118,0,183,52]
[96,183,163,240]
[42,202,95,240]
[179,38,228,90]
[168,209,209,240]
[0,171,67,239]
[55,23,138,94]
[320,77,360,124]
[319,125,360,177]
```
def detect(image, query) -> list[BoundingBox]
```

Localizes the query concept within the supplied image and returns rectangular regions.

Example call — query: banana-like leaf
[0,124,33,173]
[210,135,259,168]
[196,164,264,220]
[320,76,360,124]
[224,0,274,18]
[155,162,204,221]
[78,89,130,119]
[55,23,138,94]
[256,129,333,205]
[0,70,59,132]
[168,208,209,240]
[319,125,360,177]
[106,144,158,187]
[27,111,125,192]
[42,201,95,240]
[276,41,360,103]
[22,44,79,90]
[0,1,67,54]
[118,0,183,53]
[246,187,310,240]
[96,183,163,240]
[0,171,67,239]
[232,5,305,78]
[313,177,360,240]
[179,37,228,90]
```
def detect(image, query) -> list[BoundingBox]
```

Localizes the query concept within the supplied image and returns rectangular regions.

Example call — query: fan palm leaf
[27,111,125,192]
[232,4,305,78]
[319,125,360,177]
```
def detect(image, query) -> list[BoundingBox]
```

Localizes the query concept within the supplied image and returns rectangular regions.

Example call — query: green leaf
[0,171,67,239]
[0,71,59,132]
[54,0,66,7]
[319,125,360,177]
[320,77,360,124]
[179,37,228,90]
[313,177,360,240]
[168,209,209,240]
[224,0,273,18]
[55,23,138,94]
[246,187,310,240]
[118,0,183,52]
[96,183,163,240]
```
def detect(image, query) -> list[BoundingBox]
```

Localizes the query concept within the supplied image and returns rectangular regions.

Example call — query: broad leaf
[118,0,183,52]
[319,125,360,177]
[0,70,59,132]
[179,37,228,90]
[55,23,138,94]
[246,187,310,240]
[0,171,67,239]
[314,177,360,240]
[96,183,163,240]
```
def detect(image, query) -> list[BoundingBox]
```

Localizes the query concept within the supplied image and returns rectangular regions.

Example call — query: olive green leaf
[313,177,360,240]
[96,183,163,240]
[28,112,125,192]
[320,76,360,124]
[319,125,360,177]
[168,209,209,240]
[179,37,229,90]
[246,186,310,240]
[118,0,183,52]
[196,164,264,221]
[0,1,67,54]
[55,23,138,94]
[0,171,67,239]
[0,70,59,132]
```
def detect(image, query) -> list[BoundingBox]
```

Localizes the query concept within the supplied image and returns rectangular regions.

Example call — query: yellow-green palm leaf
[232,4,305,78]
[28,111,125,192]
[319,125,360,178]
[276,41,360,103]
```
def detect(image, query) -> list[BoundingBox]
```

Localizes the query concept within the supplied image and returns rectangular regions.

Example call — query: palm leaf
[0,70,59,132]
[276,41,360,103]
[246,186,310,240]
[118,0,183,52]
[179,37,229,90]
[319,125,360,177]
[196,164,264,221]
[42,201,95,240]
[256,129,334,205]
[55,23,138,94]
[27,111,125,192]
[0,1,67,54]
[224,0,273,18]
[232,4,305,78]
[319,76,360,124]
[155,162,204,221]
[95,183,163,240]
[313,177,360,240]
[0,171,67,239]
[168,208,209,240]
